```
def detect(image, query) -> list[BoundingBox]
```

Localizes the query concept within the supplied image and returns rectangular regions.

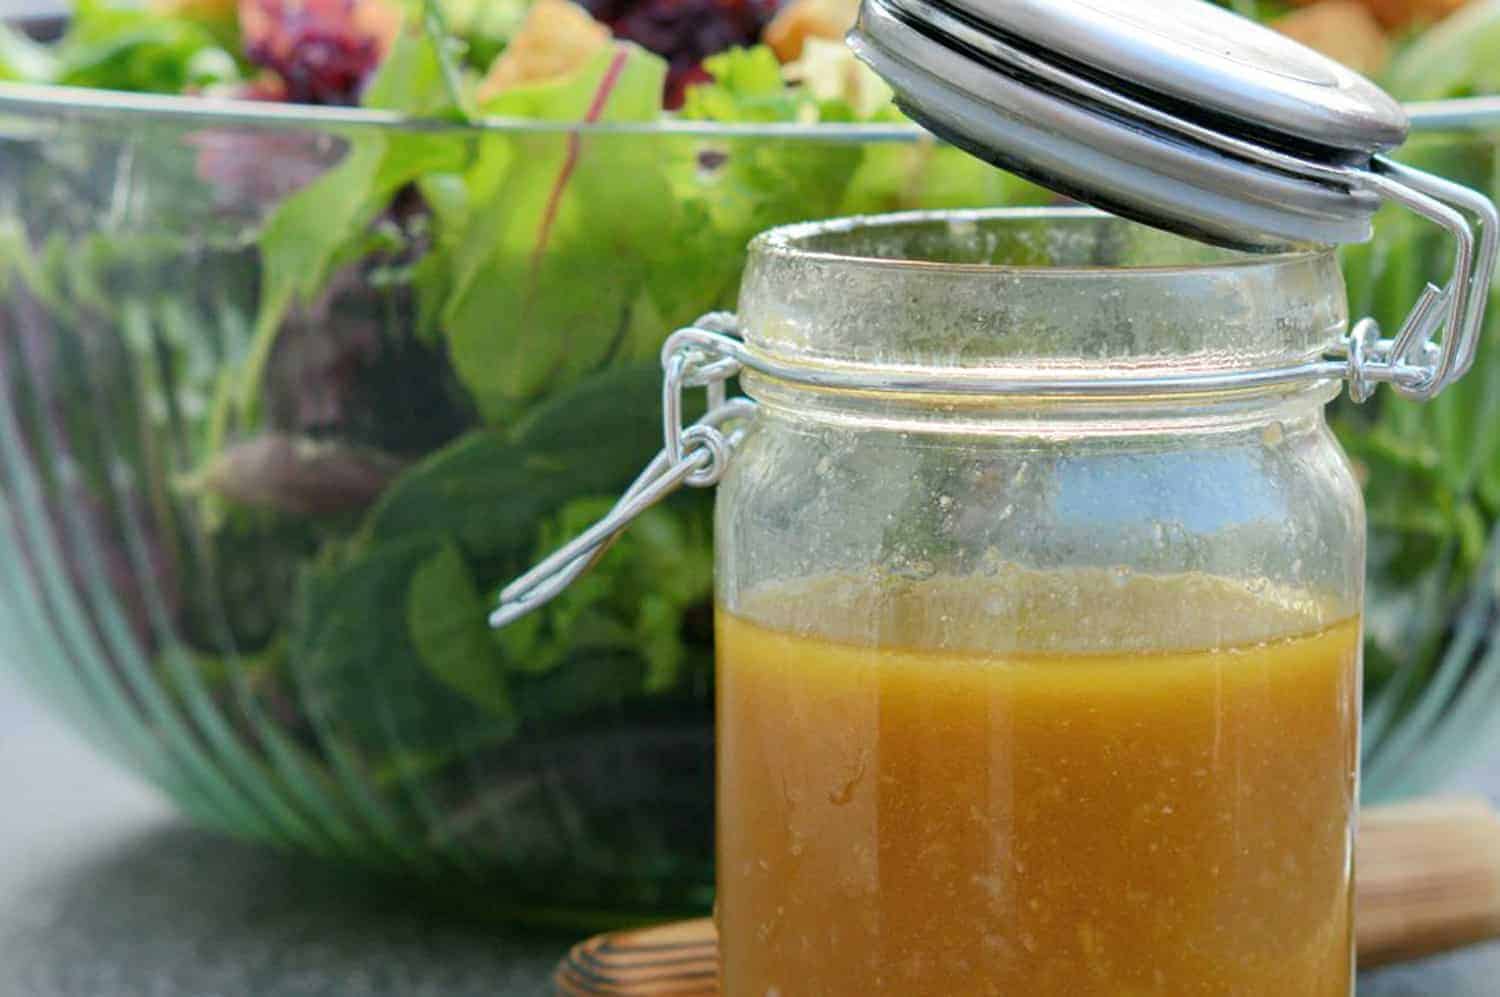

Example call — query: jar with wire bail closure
[490,1,1499,993]
[722,206,1367,996]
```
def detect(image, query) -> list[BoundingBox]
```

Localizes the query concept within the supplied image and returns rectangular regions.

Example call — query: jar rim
[736,206,1349,387]
[749,206,1336,276]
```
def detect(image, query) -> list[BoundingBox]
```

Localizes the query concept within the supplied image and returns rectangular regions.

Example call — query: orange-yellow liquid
[717,574,1359,996]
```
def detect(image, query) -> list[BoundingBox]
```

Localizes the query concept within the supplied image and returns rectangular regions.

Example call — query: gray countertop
[3,667,1499,997]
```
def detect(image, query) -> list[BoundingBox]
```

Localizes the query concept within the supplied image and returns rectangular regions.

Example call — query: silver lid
[946,0,1407,155]
[849,0,1407,249]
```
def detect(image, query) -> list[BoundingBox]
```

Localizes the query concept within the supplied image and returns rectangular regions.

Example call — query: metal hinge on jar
[489,313,752,629]
[1341,159,1499,402]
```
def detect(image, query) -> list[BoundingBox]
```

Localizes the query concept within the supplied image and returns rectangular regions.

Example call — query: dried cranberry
[593,0,780,108]
[239,0,397,106]
[579,0,636,23]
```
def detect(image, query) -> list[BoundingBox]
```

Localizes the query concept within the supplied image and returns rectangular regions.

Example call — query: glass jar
[713,208,1364,996]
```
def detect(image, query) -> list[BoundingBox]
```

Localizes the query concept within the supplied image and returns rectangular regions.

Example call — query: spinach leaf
[362,363,664,554]
[293,364,677,745]
[510,648,647,733]
[290,534,513,765]
[407,539,515,716]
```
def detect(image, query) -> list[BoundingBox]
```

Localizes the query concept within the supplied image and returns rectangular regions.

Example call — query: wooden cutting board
[556,798,1500,995]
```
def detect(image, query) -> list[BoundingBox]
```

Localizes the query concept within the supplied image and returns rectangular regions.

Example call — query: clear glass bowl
[0,81,1493,924]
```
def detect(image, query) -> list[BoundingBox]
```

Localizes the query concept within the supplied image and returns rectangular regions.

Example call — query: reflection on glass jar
[715,209,1364,995]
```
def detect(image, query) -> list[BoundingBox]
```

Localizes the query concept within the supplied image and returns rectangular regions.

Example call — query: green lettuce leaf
[679,45,810,123]
[645,46,867,328]
[54,0,239,93]
[839,120,1055,216]
[408,540,515,716]
[430,0,531,72]
[364,9,469,118]
[439,43,673,419]
[495,494,714,691]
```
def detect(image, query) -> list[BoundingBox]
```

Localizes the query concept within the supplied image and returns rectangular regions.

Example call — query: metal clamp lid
[848,0,1499,401]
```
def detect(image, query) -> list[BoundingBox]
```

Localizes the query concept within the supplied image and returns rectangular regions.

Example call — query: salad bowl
[1,0,1499,923]
[0,73,1050,919]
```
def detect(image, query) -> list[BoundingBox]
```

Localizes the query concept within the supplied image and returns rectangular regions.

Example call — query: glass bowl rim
[0,80,928,141]
[4,82,1493,140]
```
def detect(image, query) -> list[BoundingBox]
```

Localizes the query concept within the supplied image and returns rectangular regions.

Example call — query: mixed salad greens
[0,0,1497,910]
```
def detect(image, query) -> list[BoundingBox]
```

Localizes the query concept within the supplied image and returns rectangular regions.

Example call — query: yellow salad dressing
[717,572,1360,996]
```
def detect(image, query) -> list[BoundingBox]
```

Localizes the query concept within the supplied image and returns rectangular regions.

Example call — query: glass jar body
[712,209,1364,996]
[715,394,1364,995]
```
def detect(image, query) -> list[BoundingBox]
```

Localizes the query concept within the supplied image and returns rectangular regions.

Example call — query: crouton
[478,0,611,102]
[152,0,237,21]
[1288,0,1471,30]
[1366,0,1471,28]
[353,0,403,55]
[1274,0,1391,76]
[784,37,892,117]
[763,0,860,63]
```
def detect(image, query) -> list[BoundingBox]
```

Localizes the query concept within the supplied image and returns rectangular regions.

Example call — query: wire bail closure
[1353,158,1499,402]
[489,313,752,629]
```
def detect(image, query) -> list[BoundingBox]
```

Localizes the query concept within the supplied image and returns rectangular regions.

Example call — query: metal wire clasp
[489,314,755,628]
[1344,158,1500,402]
